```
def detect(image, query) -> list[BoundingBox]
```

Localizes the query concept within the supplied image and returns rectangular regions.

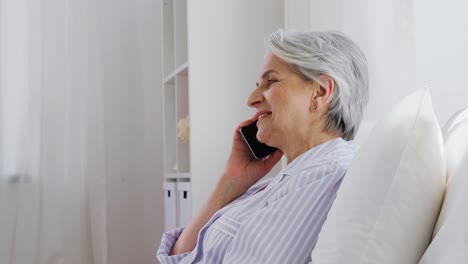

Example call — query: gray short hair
[265,29,369,140]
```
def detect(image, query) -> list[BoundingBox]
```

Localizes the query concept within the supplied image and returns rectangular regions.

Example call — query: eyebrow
[256,69,279,87]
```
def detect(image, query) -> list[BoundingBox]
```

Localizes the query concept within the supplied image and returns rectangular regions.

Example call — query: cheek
[271,91,297,113]
[273,96,309,125]
[266,88,288,110]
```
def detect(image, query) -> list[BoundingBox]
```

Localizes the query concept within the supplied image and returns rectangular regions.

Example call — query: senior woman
[157,29,369,264]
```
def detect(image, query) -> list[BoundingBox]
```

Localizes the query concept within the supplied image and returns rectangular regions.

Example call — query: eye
[267,79,278,87]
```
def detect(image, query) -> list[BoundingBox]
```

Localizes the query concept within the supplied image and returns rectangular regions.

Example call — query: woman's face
[247,52,316,149]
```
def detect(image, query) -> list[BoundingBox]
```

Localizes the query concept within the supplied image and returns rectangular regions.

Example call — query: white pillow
[441,107,468,182]
[311,88,446,264]
[419,108,468,264]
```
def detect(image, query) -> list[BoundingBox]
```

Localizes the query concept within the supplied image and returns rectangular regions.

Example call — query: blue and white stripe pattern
[157,138,358,264]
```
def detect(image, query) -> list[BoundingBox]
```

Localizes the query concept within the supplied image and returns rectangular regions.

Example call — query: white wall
[287,0,468,126]
[301,0,416,124]
[188,0,284,213]
[285,0,311,29]
[414,0,468,124]
[100,0,164,263]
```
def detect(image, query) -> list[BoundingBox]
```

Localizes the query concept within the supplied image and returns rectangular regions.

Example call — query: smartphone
[239,120,277,159]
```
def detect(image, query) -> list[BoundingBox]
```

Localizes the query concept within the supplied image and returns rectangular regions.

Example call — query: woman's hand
[218,119,283,203]
[170,119,282,256]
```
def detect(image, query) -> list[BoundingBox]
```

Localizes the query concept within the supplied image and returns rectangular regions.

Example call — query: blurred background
[1,0,467,263]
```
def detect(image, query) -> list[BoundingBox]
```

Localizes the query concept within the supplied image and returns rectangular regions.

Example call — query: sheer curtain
[0,0,107,263]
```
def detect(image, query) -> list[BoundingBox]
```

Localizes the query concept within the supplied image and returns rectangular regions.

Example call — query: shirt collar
[278,138,348,179]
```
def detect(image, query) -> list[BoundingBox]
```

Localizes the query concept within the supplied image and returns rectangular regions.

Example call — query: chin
[257,132,273,147]
[256,132,268,144]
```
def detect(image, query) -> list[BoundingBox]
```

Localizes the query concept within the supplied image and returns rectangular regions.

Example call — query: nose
[247,87,263,108]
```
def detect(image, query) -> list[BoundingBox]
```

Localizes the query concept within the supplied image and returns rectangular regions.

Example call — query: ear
[310,74,335,112]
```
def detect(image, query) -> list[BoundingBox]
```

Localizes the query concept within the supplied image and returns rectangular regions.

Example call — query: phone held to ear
[239,120,277,159]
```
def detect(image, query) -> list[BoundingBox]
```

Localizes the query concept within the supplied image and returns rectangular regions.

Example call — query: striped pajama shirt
[157,138,358,264]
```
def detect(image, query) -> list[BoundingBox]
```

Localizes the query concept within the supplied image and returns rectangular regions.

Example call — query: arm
[169,119,283,256]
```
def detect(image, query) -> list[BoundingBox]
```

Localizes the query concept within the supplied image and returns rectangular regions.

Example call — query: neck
[283,132,340,164]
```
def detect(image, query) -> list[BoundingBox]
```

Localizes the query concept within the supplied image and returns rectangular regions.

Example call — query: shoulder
[285,138,358,181]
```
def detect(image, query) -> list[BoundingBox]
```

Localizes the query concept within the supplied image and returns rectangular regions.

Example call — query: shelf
[163,64,190,177]
[164,173,191,181]
[162,0,188,77]
[163,82,177,175]
[163,0,175,76]
[164,76,175,85]
[163,61,189,84]
[178,173,191,180]
[164,174,178,181]
[162,0,191,230]
[174,0,188,67]
[176,72,190,174]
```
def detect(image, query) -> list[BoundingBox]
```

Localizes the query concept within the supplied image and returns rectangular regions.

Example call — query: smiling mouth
[258,112,272,120]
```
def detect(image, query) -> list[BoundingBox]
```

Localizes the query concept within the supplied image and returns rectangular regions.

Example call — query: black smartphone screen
[239,121,277,159]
